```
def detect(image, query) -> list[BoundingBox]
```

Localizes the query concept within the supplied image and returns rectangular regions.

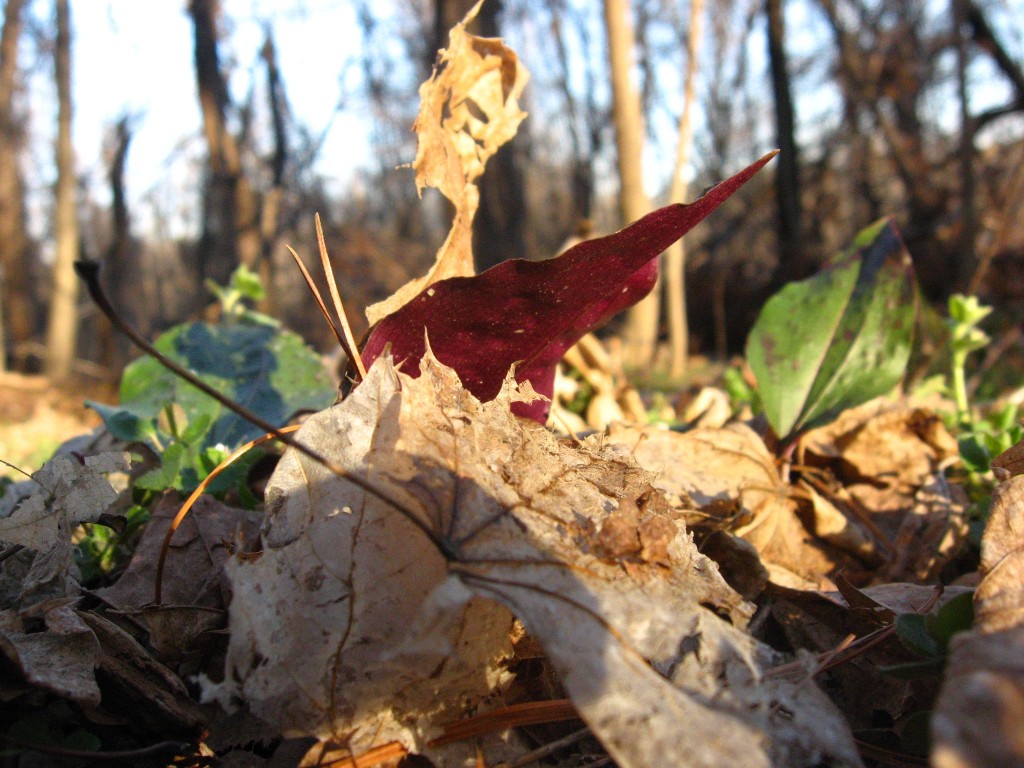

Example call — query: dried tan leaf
[875,473,968,583]
[0,452,125,553]
[0,451,127,606]
[213,353,861,767]
[803,398,957,492]
[991,435,1024,480]
[97,494,260,663]
[607,425,850,590]
[0,599,101,704]
[78,610,205,733]
[365,1,529,326]
[933,474,1024,768]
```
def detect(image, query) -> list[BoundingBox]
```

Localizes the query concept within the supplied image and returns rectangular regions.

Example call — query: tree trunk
[44,0,79,381]
[98,116,135,371]
[953,0,977,291]
[667,0,705,379]
[189,0,259,289]
[765,0,803,289]
[0,0,32,371]
[604,0,655,369]
[258,31,288,314]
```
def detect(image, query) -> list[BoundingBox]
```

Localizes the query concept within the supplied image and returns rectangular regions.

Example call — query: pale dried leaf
[876,473,969,583]
[803,398,956,492]
[607,423,777,523]
[79,610,205,732]
[0,452,126,605]
[991,436,1024,480]
[933,475,1024,768]
[801,482,877,563]
[206,358,517,751]
[0,452,126,551]
[216,354,861,767]
[608,425,847,590]
[0,600,101,704]
[365,2,529,325]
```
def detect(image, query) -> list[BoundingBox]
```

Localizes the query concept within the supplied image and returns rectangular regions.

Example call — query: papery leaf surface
[932,474,1024,768]
[363,152,776,422]
[746,218,917,441]
[213,351,861,767]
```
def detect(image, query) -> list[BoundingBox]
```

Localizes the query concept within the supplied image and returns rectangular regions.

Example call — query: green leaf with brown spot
[746,219,917,442]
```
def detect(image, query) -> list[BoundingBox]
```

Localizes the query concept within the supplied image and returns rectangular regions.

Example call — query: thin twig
[1,734,190,762]
[494,727,593,768]
[0,458,37,483]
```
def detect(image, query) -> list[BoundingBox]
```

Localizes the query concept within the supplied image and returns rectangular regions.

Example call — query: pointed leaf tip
[363,152,776,422]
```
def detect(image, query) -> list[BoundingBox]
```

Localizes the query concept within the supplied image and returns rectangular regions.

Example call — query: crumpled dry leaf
[212,353,861,767]
[803,397,958,493]
[802,398,967,582]
[78,610,205,734]
[0,451,127,606]
[204,355,518,752]
[932,474,1024,768]
[607,424,851,590]
[97,494,261,664]
[991,435,1024,480]
[0,452,126,553]
[0,599,101,705]
[365,0,528,325]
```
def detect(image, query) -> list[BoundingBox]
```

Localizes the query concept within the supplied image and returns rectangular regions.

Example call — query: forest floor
[0,373,106,481]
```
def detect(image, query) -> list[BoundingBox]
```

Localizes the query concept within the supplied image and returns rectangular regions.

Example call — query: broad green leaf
[746,219,917,441]
[928,591,974,650]
[895,613,940,658]
[89,319,335,492]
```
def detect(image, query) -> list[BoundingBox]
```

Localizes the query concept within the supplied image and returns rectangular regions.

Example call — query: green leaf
[928,591,974,650]
[230,264,266,302]
[134,441,189,491]
[91,318,335,493]
[85,401,158,443]
[958,434,991,475]
[746,219,917,441]
[895,613,940,658]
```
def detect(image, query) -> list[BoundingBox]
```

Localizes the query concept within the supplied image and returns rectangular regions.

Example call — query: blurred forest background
[1,0,1023,387]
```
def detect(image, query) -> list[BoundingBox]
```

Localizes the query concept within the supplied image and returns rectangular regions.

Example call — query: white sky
[67,0,375,233]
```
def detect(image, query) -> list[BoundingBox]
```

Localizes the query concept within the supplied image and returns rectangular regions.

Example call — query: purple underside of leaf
[362,151,777,422]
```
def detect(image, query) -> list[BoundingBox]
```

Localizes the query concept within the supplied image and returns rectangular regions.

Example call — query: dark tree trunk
[189,0,259,291]
[98,116,135,370]
[765,0,804,289]
[0,0,34,369]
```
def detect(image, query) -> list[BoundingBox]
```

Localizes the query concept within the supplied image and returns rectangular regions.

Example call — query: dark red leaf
[362,151,777,422]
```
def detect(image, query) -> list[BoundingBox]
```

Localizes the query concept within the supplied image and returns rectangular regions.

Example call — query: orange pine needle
[429,700,580,747]
[299,740,407,768]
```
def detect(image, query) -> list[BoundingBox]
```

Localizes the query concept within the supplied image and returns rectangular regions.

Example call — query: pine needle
[286,244,348,356]
[316,213,367,381]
